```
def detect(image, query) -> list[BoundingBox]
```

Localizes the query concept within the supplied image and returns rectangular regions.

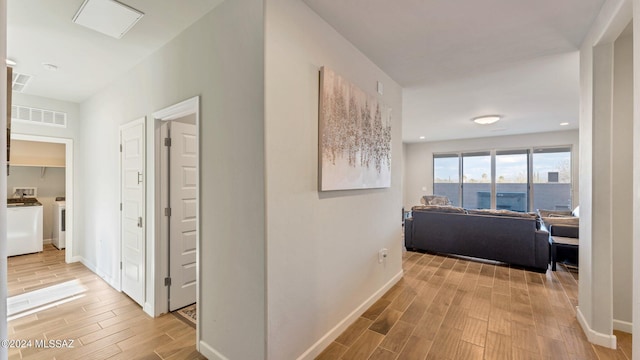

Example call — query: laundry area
[6,139,66,256]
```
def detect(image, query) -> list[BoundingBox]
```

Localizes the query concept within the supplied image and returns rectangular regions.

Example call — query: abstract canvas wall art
[319,67,392,191]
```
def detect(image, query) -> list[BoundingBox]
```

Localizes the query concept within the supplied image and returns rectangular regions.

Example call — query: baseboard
[78,257,96,273]
[77,257,119,291]
[576,306,617,349]
[296,270,404,360]
[613,319,632,333]
[43,238,52,245]
[143,302,155,318]
[198,340,229,360]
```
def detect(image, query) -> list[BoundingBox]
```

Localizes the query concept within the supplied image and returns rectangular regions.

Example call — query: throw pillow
[537,209,572,218]
[542,216,579,227]
[572,206,580,217]
[420,195,452,206]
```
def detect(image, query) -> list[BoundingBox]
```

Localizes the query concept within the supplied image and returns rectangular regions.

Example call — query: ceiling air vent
[72,0,144,39]
[11,105,67,128]
[12,72,32,92]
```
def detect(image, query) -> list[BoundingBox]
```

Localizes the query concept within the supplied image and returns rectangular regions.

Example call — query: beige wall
[403,130,579,209]
[265,0,403,358]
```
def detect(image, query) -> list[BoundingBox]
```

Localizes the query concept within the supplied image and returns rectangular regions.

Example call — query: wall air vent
[11,105,67,128]
[12,72,32,92]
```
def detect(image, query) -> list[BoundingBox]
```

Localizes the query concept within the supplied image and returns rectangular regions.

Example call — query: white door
[169,121,197,311]
[120,118,146,306]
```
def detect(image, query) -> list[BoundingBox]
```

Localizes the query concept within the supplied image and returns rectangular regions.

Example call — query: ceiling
[303,0,606,142]
[7,0,608,142]
[7,0,224,103]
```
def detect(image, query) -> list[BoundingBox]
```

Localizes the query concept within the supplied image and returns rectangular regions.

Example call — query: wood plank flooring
[7,245,205,360]
[318,250,632,360]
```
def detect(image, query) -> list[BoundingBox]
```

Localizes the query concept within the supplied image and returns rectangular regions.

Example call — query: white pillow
[572,206,580,218]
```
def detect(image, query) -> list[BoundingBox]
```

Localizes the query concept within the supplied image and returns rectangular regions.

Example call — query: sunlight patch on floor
[7,279,87,320]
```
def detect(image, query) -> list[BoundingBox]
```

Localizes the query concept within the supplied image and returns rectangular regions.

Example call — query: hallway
[7,245,204,360]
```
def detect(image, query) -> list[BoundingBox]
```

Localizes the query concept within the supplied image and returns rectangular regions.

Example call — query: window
[432,146,571,211]
[532,147,572,211]
[495,150,529,212]
[462,152,491,209]
[433,154,460,205]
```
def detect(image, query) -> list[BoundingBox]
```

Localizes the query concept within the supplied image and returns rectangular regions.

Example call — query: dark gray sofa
[405,209,549,272]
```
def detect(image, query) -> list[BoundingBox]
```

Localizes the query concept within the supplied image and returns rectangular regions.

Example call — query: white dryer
[52,200,66,249]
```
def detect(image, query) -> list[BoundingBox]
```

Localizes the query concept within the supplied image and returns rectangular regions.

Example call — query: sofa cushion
[420,195,451,206]
[467,209,537,219]
[412,205,465,214]
[542,216,579,227]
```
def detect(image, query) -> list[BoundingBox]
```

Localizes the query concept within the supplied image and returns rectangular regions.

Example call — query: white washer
[52,200,66,250]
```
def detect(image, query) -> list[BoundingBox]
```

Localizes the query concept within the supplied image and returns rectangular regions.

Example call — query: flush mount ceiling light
[42,63,58,71]
[419,136,425,140]
[72,0,144,39]
[6,58,17,66]
[560,122,569,126]
[472,115,501,125]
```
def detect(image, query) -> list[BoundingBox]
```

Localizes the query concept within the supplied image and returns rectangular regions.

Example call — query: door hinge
[164,137,171,147]
[120,144,122,152]
[164,277,171,286]
[137,216,143,228]
[120,261,122,270]
[164,208,171,217]
[120,203,122,211]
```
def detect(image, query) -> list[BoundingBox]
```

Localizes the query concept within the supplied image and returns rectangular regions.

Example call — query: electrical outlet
[378,248,389,264]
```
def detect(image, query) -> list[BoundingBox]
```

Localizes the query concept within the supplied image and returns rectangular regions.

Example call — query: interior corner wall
[78,0,266,358]
[612,30,633,331]
[265,1,403,358]
[403,130,579,209]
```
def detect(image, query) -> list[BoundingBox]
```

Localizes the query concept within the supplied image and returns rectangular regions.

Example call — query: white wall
[577,0,631,348]
[1,1,8,358]
[633,1,640,354]
[10,93,80,139]
[78,0,265,358]
[9,93,80,259]
[7,166,65,241]
[612,29,633,331]
[403,130,579,209]
[265,1,403,358]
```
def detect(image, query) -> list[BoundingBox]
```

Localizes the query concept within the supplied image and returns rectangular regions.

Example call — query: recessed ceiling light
[42,63,58,71]
[6,58,17,66]
[560,122,569,126]
[472,115,501,125]
[419,136,425,140]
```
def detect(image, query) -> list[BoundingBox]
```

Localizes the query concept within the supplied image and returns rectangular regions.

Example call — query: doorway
[10,134,73,264]
[152,96,200,336]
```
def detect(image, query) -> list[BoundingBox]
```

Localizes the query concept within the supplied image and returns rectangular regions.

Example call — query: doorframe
[152,96,200,342]
[11,134,74,264]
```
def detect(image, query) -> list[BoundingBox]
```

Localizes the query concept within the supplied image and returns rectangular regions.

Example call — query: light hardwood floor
[7,244,204,360]
[317,251,632,360]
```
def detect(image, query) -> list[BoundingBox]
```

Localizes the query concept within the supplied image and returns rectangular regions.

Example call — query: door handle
[137,172,143,185]
[138,217,143,228]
